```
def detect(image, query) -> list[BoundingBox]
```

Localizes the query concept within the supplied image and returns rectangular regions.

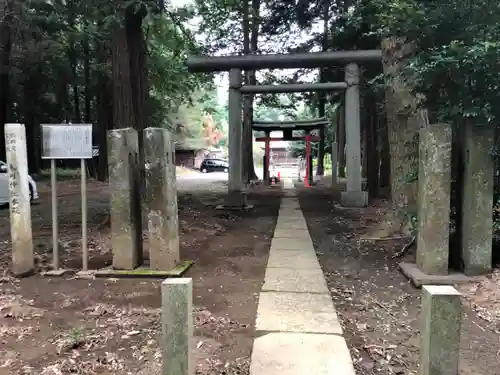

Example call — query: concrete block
[267,250,320,269]
[417,124,452,275]
[420,285,461,375]
[273,229,311,240]
[144,128,179,271]
[461,123,494,275]
[162,278,193,375]
[108,128,143,270]
[340,191,368,208]
[250,332,355,375]
[271,238,314,251]
[263,268,329,294]
[256,292,342,334]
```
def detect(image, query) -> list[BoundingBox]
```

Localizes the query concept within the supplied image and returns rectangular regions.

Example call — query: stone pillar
[225,68,246,207]
[144,128,179,271]
[331,141,338,186]
[5,124,34,276]
[461,122,494,275]
[167,135,180,264]
[341,63,367,207]
[420,285,461,375]
[416,124,452,275]
[108,128,143,270]
[162,278,193,375]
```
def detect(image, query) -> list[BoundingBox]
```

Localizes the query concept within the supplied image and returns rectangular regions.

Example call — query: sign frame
[41,123,93,160]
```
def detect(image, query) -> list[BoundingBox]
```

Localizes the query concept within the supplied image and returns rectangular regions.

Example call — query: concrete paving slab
[275,223,309,231]
[263,268,330,294]
[271,238,314,251]
[267,250,320,269]
[273,229,311,239]
[256,292,342,334]
[250,332,355,375]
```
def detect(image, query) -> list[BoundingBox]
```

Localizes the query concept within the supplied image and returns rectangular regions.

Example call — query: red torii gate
[253,119,328,187]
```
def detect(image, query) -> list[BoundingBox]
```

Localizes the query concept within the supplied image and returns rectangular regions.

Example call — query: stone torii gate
[252,118,328,187]
[187,49,382,208]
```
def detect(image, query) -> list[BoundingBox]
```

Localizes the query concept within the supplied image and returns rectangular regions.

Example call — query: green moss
[94,260,193,279]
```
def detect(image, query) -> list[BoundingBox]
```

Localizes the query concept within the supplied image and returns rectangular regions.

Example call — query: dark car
[200,158,229,173]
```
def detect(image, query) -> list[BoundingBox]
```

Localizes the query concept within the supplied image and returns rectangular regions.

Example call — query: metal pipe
[240,82,347,93]
[187,49,383,72]
[81,158,88,271]
[51,159,59,270]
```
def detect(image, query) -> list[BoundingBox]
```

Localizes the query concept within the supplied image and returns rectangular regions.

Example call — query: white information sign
[42,124,93,159]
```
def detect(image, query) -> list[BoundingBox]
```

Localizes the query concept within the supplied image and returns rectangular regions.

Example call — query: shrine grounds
[0,176,500,374]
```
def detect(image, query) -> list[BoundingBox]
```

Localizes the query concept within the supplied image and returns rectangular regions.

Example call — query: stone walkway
[250,181,356,375]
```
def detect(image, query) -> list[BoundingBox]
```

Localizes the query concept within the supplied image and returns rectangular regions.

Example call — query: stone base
[42,269,76,277]
[216,204,255,211]
[94,260,193,279]
[340,191,368,207]
[216,192,254,210]
[399,262,476,288]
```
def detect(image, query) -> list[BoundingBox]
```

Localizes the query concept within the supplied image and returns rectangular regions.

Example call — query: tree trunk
[0,0,13,160]
[67,0,80,122]
[381,37,421,233]
[83,33,91,123]
[316,0,330,176]
[111,26,135,130]
[337,101,346,178]
[365,91,379,199]
[378,102,390,193]
[23,66,42,174]
[96,79,112,181]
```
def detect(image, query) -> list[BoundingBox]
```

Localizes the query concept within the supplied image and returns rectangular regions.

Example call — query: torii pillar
[341,63,368,207]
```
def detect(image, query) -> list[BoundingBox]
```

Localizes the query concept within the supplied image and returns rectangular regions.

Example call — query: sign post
[42,124,93,271]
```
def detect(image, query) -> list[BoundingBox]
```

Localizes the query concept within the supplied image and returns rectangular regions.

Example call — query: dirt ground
[0,178,281,374]
[299,187,500,375]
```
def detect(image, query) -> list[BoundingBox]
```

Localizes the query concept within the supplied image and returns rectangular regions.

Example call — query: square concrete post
[5,124,34,277]
[420,285,461,375]
[225,68,247,207]
[341,64,367,207]
[108,128,143,270]
[162,278,193,375]
[461,122,494,275]
[416,123,452,275]
[331,141,338,186]
[144,128,179,271]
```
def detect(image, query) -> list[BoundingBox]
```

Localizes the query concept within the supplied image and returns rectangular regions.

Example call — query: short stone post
[5,124,34,276]
[144,128,179,271]
[420,285,461,375]
[461,122,494,275]
[162,278,193,375]
[225,68,247,207]
[331,141,338,186]
[416,123,452,275]
[108,128,143,270]
[341,63,367,207]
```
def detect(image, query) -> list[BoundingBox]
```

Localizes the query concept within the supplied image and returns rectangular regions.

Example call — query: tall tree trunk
[83,33,91,123]
[111,26,135,130]
[378,102,390,193]
[68,0,80,122]
[382,37,421,233]
[96,79,111,181]
[316,0,330,176]
[0,0,13,160]
[365,91,379,199]
[23,66,42,174]
[241,0,259,182]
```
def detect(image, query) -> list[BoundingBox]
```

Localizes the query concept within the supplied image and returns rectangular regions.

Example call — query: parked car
[0,161,39,204]
[200,158,229,173]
